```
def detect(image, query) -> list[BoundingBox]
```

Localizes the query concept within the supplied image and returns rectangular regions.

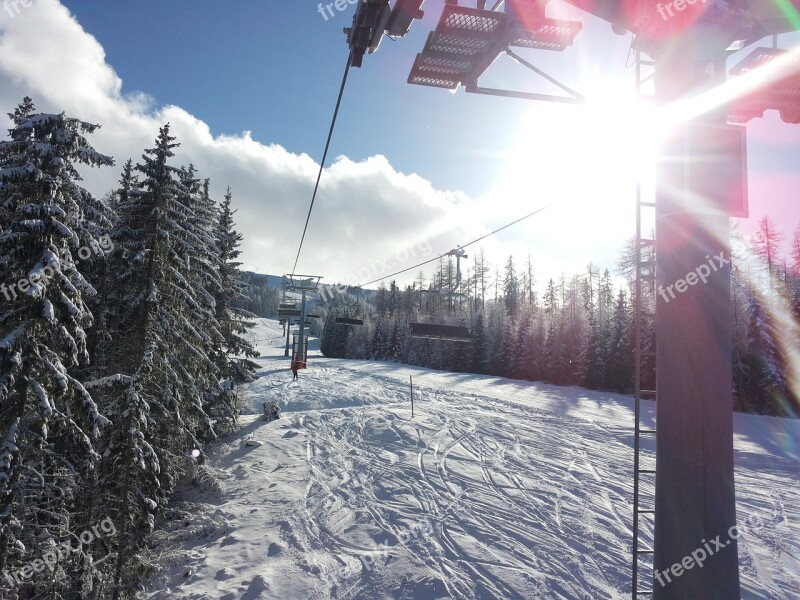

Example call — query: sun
[487,93,660,246]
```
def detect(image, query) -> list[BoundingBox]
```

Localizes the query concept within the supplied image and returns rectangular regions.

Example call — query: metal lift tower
[345,1,800,598]
[284,275,322,368]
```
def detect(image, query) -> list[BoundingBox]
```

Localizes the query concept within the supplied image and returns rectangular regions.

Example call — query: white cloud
[0,0,493,286]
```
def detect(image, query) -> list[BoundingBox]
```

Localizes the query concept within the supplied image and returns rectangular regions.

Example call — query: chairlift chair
[333,288,364,326]
[408,322,472,342]
[335,317,364,326]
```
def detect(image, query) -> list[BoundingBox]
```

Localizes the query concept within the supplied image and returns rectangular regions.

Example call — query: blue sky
[57,0,571,197]
[2,1,799,283]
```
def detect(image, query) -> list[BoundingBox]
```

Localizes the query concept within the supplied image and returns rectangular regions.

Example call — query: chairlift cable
[457,203,553,251]
[358,253,444,288]
[292,51,353,275]
[355,203,553,288]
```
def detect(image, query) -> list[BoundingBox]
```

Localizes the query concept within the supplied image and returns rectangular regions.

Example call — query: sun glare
[489,94,659,243]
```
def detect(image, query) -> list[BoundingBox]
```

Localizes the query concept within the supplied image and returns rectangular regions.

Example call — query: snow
[144,319,799,599]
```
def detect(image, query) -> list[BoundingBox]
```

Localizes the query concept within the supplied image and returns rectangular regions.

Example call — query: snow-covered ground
[145,319,799,599]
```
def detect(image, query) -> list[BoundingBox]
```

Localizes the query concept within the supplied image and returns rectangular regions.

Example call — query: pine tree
[741,294,790,415]
[209,187,258,429]
[98,125,221,595]
[175,168,228,430]
[214,186,259,382]
[583,310,605,389]
[790,228,800,314]
[752,216,784,290]
[470,313,487,374]
[605,289,634,393]
[321,309,351,359]
[503,256,519,318]
[388,319,404,362]
[370,320,387,360]
[511,312,530,379]
[0,98,113,595]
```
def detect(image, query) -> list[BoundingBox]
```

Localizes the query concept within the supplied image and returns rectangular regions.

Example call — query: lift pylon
[284,274,322,369]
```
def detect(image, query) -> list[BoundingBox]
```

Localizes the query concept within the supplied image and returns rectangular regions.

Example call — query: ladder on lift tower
[632,46,658,599]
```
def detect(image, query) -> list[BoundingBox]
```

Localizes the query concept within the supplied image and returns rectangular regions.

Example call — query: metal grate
[408,54,461,88]
[429,32,491,55]
[729,46,797,75]
[417,54,474,75]
[408,4,581,94]
[509,20,583,51]
[443,9,503,34]
[408,74,460,89]
[728,47,800,123]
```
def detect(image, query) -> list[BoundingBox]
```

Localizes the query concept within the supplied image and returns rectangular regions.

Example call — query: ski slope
[145,319,799,599]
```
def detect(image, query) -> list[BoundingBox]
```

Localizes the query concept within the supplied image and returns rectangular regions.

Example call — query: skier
[291,360,299,381]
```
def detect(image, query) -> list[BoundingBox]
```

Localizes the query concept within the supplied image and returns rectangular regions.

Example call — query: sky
[0,0,798,289]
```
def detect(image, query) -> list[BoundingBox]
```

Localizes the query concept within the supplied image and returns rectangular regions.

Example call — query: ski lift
[335,318,364,326]
[409,256,472,341]
[334,288,364,326]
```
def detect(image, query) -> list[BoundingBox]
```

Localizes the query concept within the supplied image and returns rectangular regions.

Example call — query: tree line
[0,99,258,599]
[322,220,800,418]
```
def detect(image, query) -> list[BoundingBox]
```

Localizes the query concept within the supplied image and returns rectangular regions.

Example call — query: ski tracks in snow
[285,363,634,599]
[150,322,799,600]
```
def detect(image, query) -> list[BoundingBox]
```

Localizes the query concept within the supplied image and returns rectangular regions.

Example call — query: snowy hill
[144,319,799,599]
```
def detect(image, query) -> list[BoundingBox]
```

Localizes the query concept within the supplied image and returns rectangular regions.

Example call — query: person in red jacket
[290,360,299,381]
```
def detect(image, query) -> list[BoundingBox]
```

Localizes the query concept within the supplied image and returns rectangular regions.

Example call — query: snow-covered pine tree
[88,371,161,599]
[605,289,634,393]
[752,215,784,291]
[503,256,519,318]
[388,319,404,362]
[484,304,506,375]
[497,315,516,379]
[790,228,800,315]
[469,312,487,374]
[563,274,589,385]
[510,311,530,379]
[741,293,790,415]
[213,186,258,383]
[522,309,544,381]
[370,319,388,360]
[174,168,231,433]
[0,98,113,596]
[96,126,223,595]
[582,309,606,390]
[321,311,350,358]
[541,278,560,382]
